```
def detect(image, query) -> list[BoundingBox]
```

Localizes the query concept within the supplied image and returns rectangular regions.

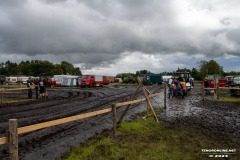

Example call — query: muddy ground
[0,83,239,160]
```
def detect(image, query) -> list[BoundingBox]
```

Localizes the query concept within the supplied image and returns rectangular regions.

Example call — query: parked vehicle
[114,78,123,83]
[0,75,6,84]
[229,76,240,96]
[225,76,234,82]
[6,76,18,84]
[17,76,30,84]
[233,76,240,85]
[123,77,136,84]
[80,74,109,87]
[140,74,163,85]
[224,76,240,96]
[204,74,227,88]
[162,75,172,83]
[103,76,114,83]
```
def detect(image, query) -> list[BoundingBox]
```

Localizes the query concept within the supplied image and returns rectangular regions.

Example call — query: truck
[224,76,240,96]
[80,74,109,87]
[204,74,227,88]
[140,74,163,85]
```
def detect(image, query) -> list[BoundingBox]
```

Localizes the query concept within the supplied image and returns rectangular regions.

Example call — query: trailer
[80,74,109,87]
[17,76,29,84]
[6,76,18,84]
[162,75,172,83]
[140,74,163,85]
[103,76,114,83]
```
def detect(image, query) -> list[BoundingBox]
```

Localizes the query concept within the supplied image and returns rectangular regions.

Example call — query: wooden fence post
[142,87,159,123]
[118,80,142,124]
[202,82,205,100]
[35,87,39,99]
[213,79,217,99]
[217,79,220,100]
[112,104,117,139]
[1,89,2,103]
[9,119,18,160]
[164,83,166,109]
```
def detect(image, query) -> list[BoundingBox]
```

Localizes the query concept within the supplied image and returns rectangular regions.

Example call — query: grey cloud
[0,0,240,69]
[0,0,28,7]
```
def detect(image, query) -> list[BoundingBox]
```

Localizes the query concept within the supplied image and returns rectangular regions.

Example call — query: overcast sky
[0,0,240,76]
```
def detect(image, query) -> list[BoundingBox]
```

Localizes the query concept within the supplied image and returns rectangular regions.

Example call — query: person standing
[168,84,174,99]
[39,77,45,98]
[176,80,184,98]
[43,76,48,98]
[34,78,39,99]
[27,77,33,99]
[180,80,187,95]
[204,79,210,95]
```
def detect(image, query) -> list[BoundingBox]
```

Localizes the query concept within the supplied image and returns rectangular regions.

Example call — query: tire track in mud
[0,87,135,135]
[1,86,156,160]
[160,84,240,146]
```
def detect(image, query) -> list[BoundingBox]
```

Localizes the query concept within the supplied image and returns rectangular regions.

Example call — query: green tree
[198,60,224,79]
[52,64,63,75]
[61,61,75,75]
[115,73,136,79]
[136,70,151,76]
[5,61,18,75]
[73,67,82,75]
[191,68,200,80]
[18,61,31,75]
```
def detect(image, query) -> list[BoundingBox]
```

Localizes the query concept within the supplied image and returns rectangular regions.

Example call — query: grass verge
[56,116,239,160]
[211,95,240,102]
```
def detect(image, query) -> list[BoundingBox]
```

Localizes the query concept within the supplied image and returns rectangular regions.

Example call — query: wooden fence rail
[178,83,240,100]
[0,88,30,103]
[0,90,164,159]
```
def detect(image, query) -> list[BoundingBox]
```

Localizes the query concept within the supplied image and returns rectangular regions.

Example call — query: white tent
[54,75,79,86]
[62,76,79,87]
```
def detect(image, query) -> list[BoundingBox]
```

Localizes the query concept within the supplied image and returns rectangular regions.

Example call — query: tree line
[1,59,238,80]
[0,60,82,77]
[116,60,240,80]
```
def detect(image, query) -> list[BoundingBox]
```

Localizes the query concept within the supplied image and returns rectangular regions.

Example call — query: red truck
[80,74,109,87]
[204,75,227,88]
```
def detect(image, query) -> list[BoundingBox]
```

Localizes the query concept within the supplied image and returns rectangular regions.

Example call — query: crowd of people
[27,76,48,99]
[168,77,188,99]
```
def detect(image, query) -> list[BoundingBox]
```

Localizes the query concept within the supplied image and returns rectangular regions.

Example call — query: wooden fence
[0,88,165,160]
[0,88,30,103]
[199,80,240,100]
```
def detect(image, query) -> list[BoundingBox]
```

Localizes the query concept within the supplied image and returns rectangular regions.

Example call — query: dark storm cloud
[0,0,28,7]
[0,0,240,67]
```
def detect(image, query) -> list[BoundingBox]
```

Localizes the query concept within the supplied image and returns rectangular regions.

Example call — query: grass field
[56,115,239,160]
[212,94,240,102]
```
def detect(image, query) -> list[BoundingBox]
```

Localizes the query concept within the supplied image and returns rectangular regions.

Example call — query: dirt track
[0,84,239,160]
[0,86,162,160]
